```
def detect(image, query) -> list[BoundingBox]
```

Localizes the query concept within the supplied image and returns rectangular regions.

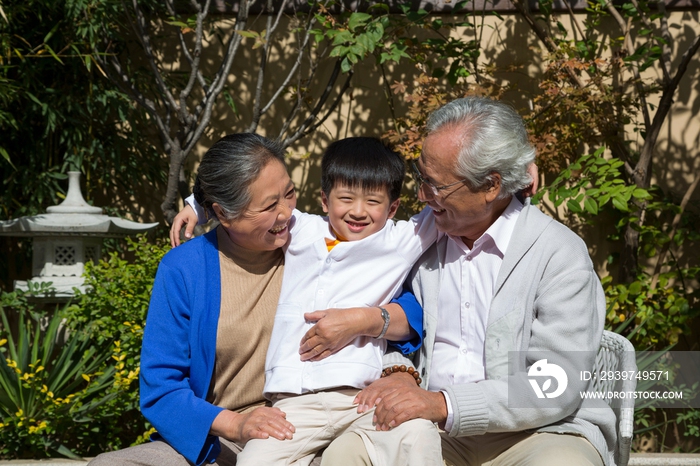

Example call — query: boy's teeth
[269,223,287,233]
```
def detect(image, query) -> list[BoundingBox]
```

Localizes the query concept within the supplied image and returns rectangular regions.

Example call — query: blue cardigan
[140,230,225,465]
[139,228,424,465]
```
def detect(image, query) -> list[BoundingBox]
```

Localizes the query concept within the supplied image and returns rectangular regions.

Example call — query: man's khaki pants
[321,429,604,466]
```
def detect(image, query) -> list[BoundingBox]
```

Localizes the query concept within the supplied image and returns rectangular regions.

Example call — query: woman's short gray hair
[194,133,286,220]
[425,97,535,199]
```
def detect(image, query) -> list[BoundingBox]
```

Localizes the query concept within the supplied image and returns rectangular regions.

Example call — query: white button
[465,302,470,308]
[467,255,472,261]
[326,257,332,264]
[317,290,324,296]
[461,348,467,354]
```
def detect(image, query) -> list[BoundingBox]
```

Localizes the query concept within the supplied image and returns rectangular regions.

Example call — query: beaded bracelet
[381,364,422,386]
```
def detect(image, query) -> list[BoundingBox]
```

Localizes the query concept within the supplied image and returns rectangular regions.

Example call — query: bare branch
[125,0,179,114]
[603,1,652,129]
[176,0,209,124]
[510,0,585,89]
[635,35,700,187]
[561,0,586,40]
[181,0,251,154]
[93,42,175,154]
[163,0,208,91]
[280,61,352,147]
[259,1,322,118]
[651,165,700,289]
[278,36,326,138]
[247,0,289,132]
[629,0,672,82]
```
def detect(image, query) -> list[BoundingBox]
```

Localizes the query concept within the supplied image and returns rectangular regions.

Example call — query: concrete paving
[2,453,700,465]
[629,453,700,465]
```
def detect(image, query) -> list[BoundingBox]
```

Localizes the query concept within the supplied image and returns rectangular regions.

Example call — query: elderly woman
[89,133,411,466]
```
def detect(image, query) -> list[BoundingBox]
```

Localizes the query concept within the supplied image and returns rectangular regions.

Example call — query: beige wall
[151,9,698,280]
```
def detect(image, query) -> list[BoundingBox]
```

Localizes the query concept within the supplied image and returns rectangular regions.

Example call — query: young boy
[181,137,441,466]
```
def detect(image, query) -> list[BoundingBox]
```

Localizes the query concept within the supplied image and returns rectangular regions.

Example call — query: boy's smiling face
[321,183,400,241]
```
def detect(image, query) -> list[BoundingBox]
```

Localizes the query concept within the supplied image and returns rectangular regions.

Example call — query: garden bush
[0,235,169,459]
[0,283,116,459]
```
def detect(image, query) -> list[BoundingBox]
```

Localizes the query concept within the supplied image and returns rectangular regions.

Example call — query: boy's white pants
[236,388,443,466]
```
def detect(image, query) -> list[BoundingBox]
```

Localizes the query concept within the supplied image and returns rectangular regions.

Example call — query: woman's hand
[299,308,366,362]
[170,204,199,248]
[210,406,295,443]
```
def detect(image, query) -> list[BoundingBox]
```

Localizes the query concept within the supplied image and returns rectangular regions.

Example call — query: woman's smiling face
[215,160,297,251]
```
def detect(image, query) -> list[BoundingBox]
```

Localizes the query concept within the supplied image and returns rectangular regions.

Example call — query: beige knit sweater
[207,227,284,412]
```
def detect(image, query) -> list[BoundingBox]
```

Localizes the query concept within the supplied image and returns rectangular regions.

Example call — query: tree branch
[181,0,251,154]
[257,0,324,122]
[247,0,289,132]
[634,35,700,188]
[164,0,208,92]
[281,62,352,147]
[650,165,700,289]
[604,1,652,130]
[126,0,179,115]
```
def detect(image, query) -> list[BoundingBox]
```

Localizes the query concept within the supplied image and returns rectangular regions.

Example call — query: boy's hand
[169,204,198,248]
[300,308,365,361]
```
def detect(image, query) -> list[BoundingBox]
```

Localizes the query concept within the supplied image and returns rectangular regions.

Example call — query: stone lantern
[0,171,158,300]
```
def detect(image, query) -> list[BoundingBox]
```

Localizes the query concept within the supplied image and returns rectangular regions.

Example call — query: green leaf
[366,21,384,42]
[567,199,583,213]
[348,12,371,31]
[43,43,64,65]
[331,30,353,46]
[612,196,629,211]
[632,188,651,200]
[628,281,643,295]
[165,20,190,29]
[584,197,599,215]
[340,56,352,73]
[235,30,259,39]
[43,22,61,44]
[0,146,15,169]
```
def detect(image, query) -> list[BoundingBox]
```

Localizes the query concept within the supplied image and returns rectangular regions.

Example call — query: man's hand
[169,204,198,248]
[299,308,366,362]
[355,373,448,430]
[210,406,295,443]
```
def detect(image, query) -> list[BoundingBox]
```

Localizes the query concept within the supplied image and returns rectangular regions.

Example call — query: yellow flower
[82,374,90,382]
[0,338,7,346]
[618,313,626,322]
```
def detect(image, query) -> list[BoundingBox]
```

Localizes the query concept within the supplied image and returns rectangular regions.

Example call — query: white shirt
[264,208,437,397]
[429,196,523,429]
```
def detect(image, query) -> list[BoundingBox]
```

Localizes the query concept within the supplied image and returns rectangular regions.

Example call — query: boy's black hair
[321,137,406,202]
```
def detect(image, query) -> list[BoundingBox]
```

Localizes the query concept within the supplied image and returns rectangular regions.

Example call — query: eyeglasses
[410,160,467,197]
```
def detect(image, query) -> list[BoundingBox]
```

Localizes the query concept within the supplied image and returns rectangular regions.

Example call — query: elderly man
[323,97,616,466]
